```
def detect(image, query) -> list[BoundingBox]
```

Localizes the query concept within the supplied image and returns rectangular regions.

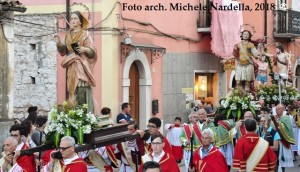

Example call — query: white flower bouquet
[215,88,260,120]
[257,84,299,106]
[45,101,100,146]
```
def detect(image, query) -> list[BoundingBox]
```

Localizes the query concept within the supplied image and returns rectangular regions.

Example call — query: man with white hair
[180,112,201,172]
[196,109,215,132]
[189,128,228,172]
[44,136,87,172]
[0,137,18,171]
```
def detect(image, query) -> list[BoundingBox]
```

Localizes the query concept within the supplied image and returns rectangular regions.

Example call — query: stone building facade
[13,14,58,118]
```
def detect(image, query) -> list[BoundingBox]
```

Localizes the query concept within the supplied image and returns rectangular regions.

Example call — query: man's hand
[235,120,243,129]
[119,119,128,124]
[136,130,145,138]
[13,150,21,165]
[188,167,195,172]
[4,152,14,163]
[205,118,209,124]
[1,153,12,171]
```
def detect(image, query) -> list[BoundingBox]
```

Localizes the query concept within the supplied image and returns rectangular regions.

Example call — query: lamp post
[274,73,282,104]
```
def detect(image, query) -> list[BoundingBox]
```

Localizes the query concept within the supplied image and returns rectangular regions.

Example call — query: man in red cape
[43,136,87,172]
[139,133,179,172]
[190,128,228,172]
[233,119,277,172]
[3,124,36,172]
[143,117,172,155]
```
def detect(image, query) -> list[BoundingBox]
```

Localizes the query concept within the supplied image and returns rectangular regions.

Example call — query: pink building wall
[119,0,211,53]
[119,0,212,118]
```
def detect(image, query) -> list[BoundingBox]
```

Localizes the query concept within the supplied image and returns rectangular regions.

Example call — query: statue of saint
[53,11,97,113]
[232,30,261,92]
[273,43,292,81]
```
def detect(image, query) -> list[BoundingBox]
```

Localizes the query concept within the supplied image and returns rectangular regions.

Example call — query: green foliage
[257,84,299,105]
[45,101,100,146]
[215,88,260,120]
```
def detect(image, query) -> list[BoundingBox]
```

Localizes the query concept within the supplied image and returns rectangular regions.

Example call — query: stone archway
[122,50,152,129]
[293,61,300,89]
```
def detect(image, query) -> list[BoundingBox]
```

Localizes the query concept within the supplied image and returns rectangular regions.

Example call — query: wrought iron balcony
[274,9,300,38]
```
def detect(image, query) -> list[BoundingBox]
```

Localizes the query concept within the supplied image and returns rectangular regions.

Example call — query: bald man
[234,111,255,140]
[274,104,295,171]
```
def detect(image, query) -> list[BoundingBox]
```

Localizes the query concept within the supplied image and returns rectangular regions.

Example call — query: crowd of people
[0,100,299,172]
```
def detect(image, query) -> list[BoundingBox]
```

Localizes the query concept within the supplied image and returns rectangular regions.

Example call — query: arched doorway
[129,62,139,123]
[122,50,152,130]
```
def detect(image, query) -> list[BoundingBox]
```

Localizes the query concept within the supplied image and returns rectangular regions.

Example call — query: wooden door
[129,62,139,124]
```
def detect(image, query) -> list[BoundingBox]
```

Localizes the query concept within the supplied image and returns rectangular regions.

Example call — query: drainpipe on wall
[91,0,95,40]
[264,0,267,42]
[66,0,70,99]
[66,0,70,30]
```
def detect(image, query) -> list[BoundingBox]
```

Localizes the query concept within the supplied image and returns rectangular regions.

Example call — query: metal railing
[274,9,300,36]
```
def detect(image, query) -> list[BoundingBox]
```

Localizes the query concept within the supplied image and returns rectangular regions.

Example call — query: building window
[277,0,288,9]
[30,76,36,84]
[30,43,36,50]
[194,73,215,101]
[198,0,211,28]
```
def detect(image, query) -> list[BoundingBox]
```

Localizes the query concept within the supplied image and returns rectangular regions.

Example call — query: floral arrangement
[215,88,260,120]
[45,101,101,147]
[257,84,299,105]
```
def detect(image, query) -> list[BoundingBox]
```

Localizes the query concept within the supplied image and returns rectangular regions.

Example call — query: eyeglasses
[147,125,157,129]
[11,134,19,137]
[201,137,211,140]
[58,146,72,151]
[151,142,162,145]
